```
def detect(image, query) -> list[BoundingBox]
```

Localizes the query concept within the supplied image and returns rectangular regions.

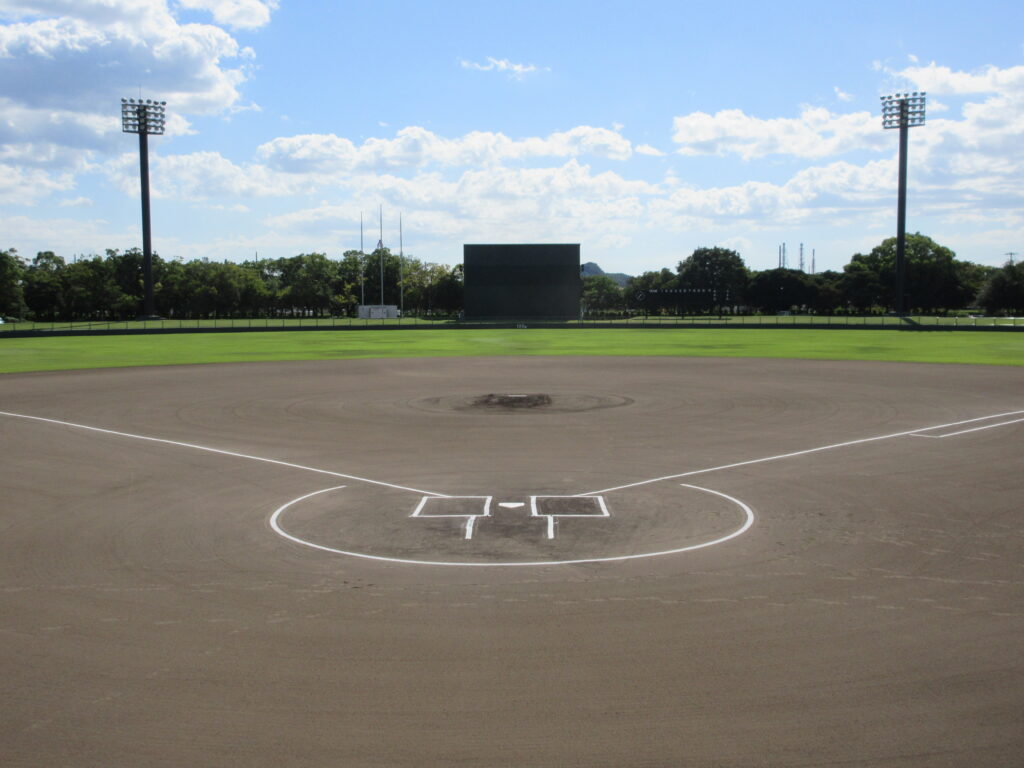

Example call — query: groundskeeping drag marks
[2,407,1021,569]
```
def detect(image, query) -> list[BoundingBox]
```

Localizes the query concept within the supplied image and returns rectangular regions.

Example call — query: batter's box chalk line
[411,494,609,539]
[412,495,492,539]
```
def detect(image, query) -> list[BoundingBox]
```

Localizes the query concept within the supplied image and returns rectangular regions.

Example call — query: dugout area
[463,243,582,319]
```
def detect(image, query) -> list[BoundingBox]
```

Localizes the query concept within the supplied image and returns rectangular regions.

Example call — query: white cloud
[834,86,853,102]
[460,56,546,79]
[148,150,288,198]
[175,0,278,29]
[58,196,93,207]
[718,235,753,254]
[672,106,884,159]
[670,60,1024,209]
[257,125,633,174]
[635,144,664,157]
[896,62,1024,96]
[0,212,132,258]
[882,63,1024,202]
[0,161,75,204]
[0,0,256,171]
[261,160,658,249]
[648,157,898,231]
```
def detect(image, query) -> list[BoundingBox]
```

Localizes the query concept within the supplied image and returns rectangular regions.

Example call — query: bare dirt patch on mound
[412,391,633,414]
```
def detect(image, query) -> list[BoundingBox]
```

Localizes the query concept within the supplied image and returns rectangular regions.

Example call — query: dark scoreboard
[463,244,581,319]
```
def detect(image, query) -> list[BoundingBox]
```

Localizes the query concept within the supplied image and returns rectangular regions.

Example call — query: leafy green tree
[431,263,463,314]
[107,249,143,309]
[843,234,973,312]
[625,269,677,311]
[155,258,188,317]
[178,260,246,318]
[977,261,1024,315]
[676,247,748,311]
[582,274,625,313]
[23,251,65,320]
[747,269,816,313]
[839,260,883,312]
[279,253,337,316]
[0,247,28,319]
[809,271,843,315]
[336,250,368,314]
[956,260,996,305]
[237,264,274,317]
[62,256,130,319]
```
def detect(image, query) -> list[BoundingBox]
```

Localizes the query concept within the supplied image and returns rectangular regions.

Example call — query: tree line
[0,248,464,321]
[1,233,1021,321]
[584,235,1022,316]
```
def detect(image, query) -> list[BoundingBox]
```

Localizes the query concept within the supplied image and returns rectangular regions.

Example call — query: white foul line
[2,406,1020,503]
[577,409,1024,496]
[908,417,1024,439]
[0,409,446,498]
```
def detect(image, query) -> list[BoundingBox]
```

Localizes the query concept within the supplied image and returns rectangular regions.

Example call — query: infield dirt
[1,356,1021,766]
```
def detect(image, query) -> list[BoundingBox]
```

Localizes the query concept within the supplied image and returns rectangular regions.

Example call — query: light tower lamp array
[121,98,167,319]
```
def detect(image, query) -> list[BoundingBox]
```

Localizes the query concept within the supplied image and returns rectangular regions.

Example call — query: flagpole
[359,212,364,306]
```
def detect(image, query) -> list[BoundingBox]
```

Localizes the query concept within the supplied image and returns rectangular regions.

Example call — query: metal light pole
[121,97,166,319]
[881,91,926,315]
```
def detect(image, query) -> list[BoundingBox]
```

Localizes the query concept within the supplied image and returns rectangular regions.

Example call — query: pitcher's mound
[473,393,552,409]
[411,392,633,414]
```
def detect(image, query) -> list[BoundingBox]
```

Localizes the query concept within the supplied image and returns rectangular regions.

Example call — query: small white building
[357,304,400,319]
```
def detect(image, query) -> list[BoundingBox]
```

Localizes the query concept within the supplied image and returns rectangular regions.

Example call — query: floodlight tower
[881,91,926,315]
[121,97,166,319]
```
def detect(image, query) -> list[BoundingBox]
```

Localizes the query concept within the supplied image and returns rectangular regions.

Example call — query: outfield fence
[1,313,1021,338]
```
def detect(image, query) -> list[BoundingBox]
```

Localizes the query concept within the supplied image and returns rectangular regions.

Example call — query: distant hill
[581,261,631,287]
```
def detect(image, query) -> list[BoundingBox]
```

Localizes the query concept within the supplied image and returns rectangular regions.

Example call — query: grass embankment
[1,328,1022,374]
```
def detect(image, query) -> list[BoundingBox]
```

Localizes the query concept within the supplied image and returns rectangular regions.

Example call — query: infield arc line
[268,483,755,567]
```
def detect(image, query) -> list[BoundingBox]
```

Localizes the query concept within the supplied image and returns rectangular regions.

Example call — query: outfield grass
[1,328,1022,373]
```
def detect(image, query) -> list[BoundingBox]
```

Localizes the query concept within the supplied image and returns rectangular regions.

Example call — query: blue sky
[1,0,1022,275]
